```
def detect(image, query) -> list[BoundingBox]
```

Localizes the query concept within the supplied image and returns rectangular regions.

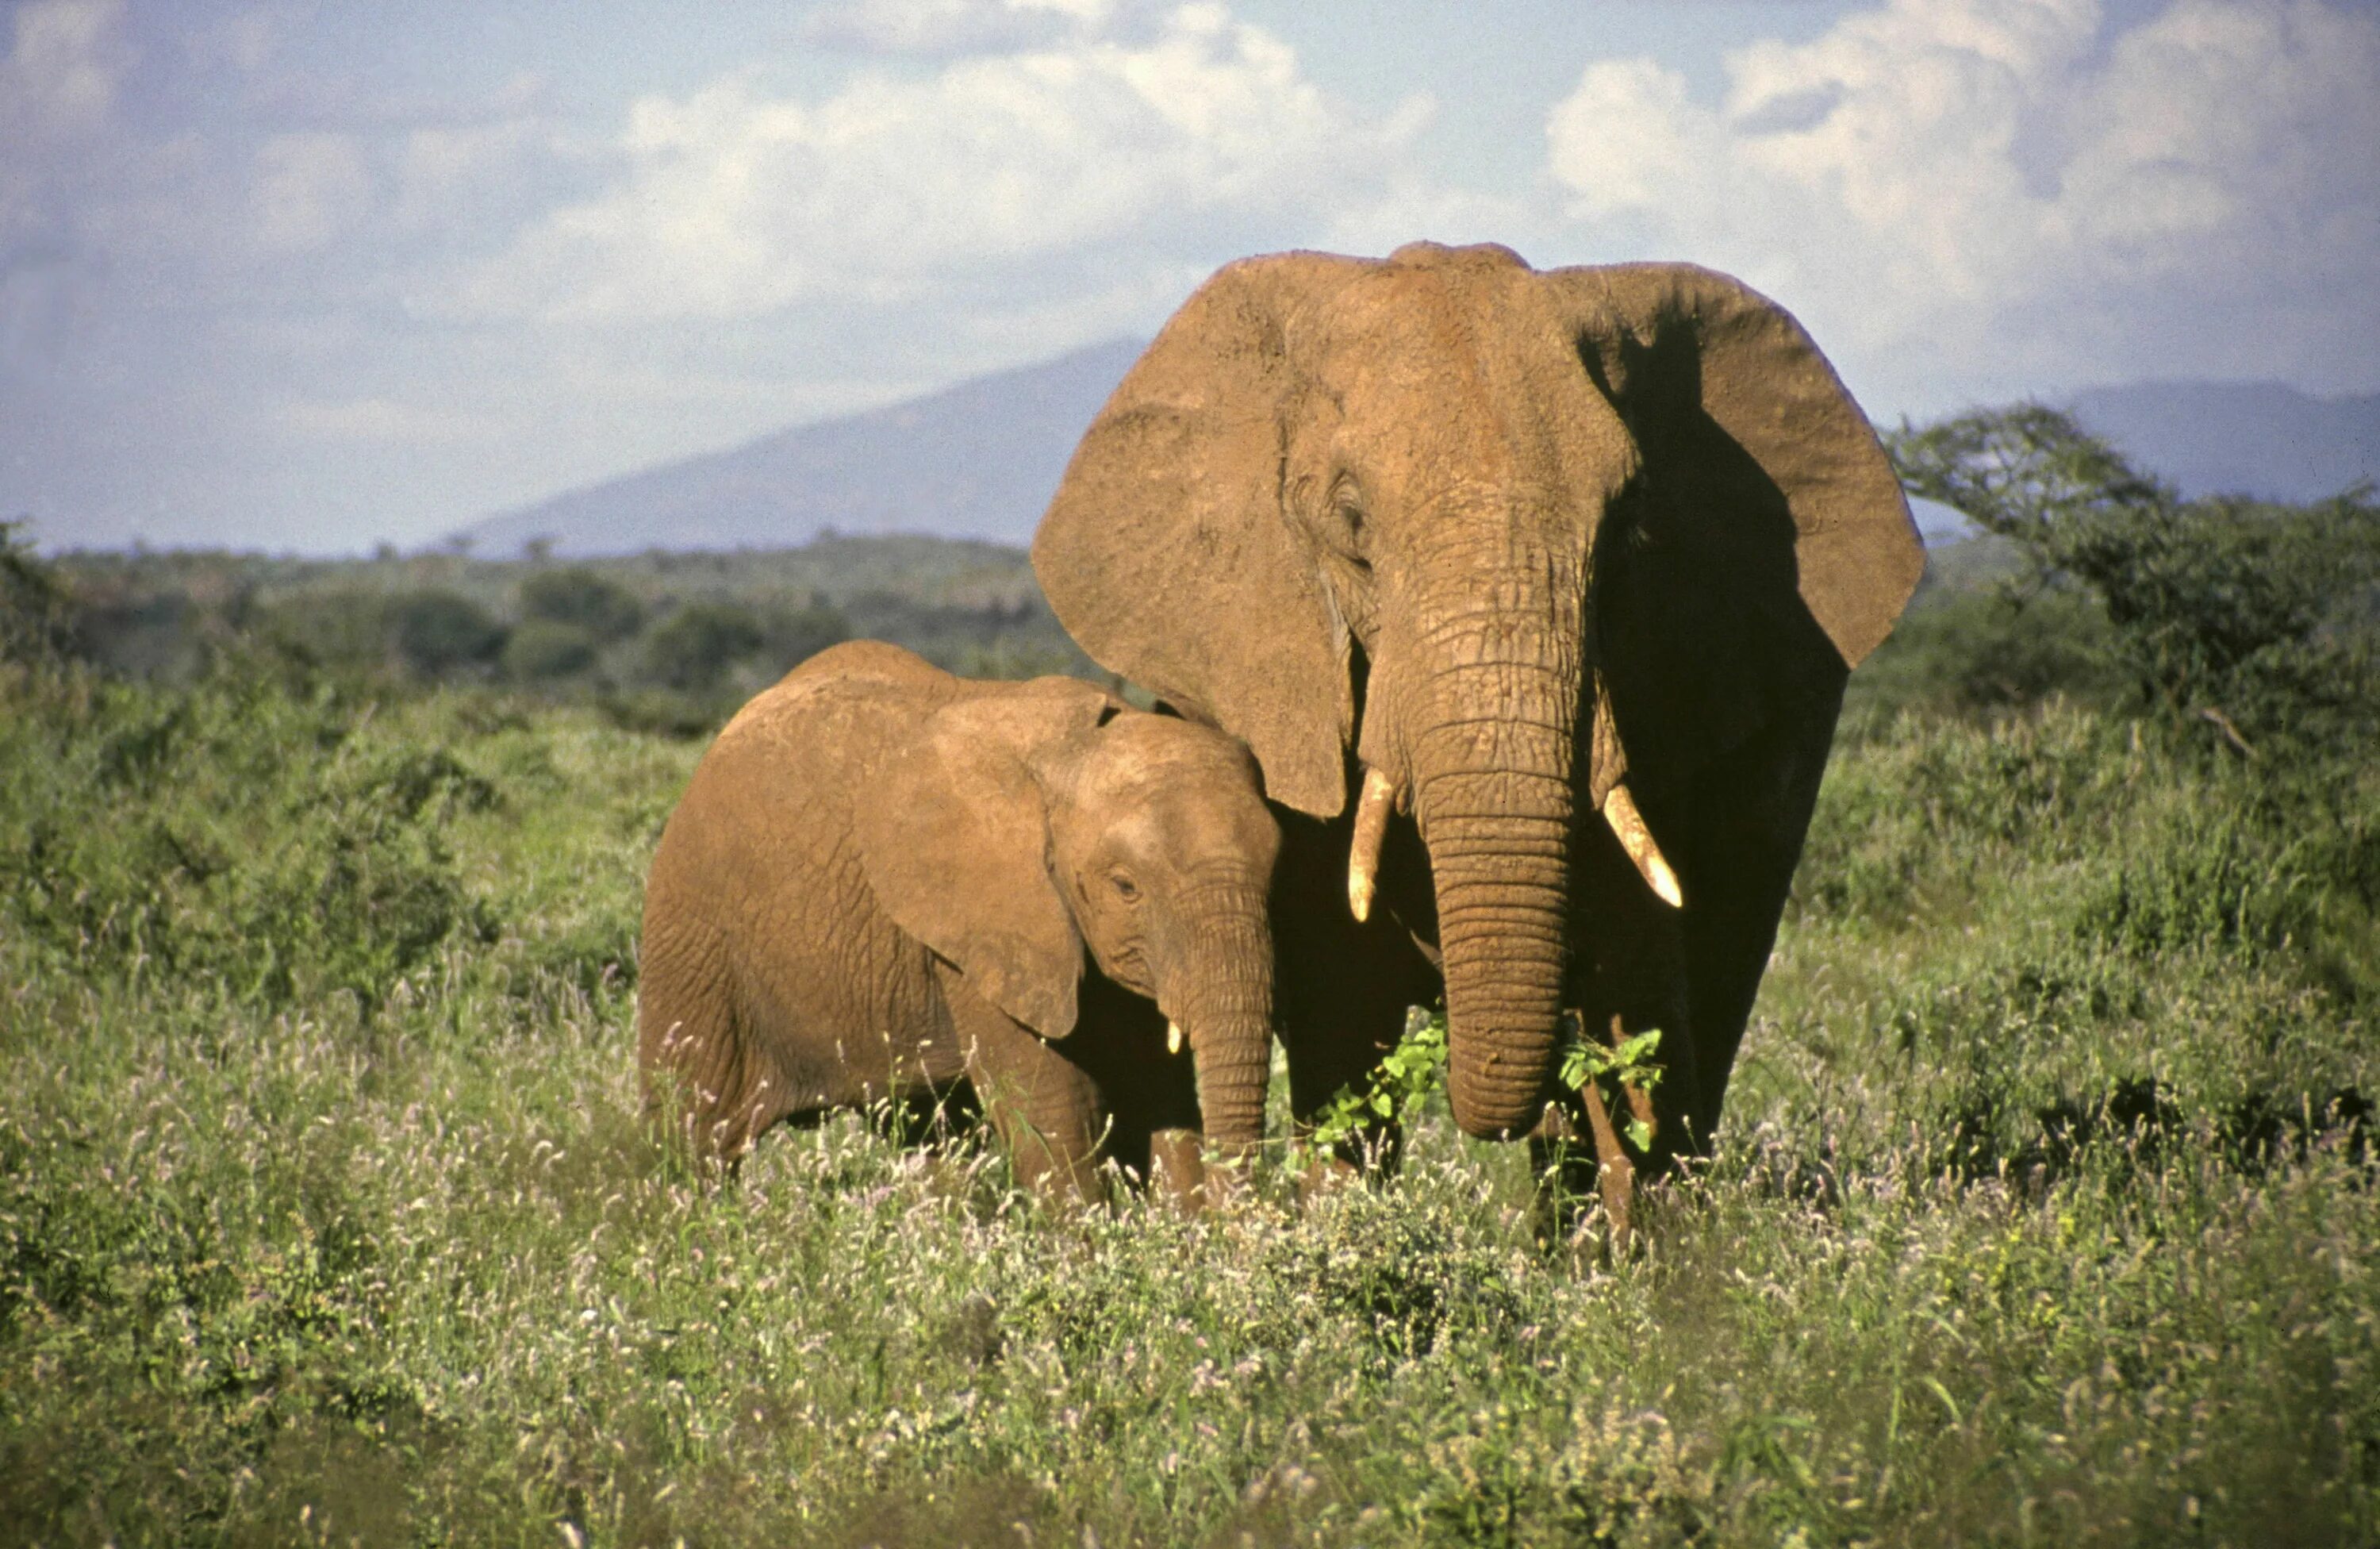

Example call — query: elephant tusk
[1167,1021,1184,1055]
[1602,783,1683,909]
[1347,765,1399,923]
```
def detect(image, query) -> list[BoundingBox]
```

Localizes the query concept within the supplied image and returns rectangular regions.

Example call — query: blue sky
[4,0,2374,552]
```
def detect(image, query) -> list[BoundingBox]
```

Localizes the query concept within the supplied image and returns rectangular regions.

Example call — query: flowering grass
[3,663,2374,1547]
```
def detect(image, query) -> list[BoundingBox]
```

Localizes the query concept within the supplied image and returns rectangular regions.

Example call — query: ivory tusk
[1347,765,1398,923]
[1166,1021,1184,1055]
[1602,783,1683,909]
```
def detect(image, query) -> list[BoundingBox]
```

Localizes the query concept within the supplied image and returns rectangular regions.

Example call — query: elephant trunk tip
[1448,1051,1559,1140]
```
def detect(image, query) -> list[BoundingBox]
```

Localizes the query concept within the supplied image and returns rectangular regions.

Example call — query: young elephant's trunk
[1165,894,1276,1164]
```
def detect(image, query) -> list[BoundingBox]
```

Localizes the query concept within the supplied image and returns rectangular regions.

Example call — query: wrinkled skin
[1033,242,1922,1180]
[637,641,1280,1206]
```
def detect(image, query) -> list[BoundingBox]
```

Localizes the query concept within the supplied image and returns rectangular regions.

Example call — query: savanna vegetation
[46,534,1096,737]
[2,408,2376,1547]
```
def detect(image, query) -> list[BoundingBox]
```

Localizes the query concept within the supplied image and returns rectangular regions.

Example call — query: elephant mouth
[1342,756,1682,922]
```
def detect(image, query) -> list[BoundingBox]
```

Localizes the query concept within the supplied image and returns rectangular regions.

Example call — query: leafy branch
[1301,1010,1666,1155]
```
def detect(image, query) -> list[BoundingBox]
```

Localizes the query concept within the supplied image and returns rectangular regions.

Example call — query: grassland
[4,462,2378,1544]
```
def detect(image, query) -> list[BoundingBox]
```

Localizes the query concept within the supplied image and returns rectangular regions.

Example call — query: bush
[255,587,395,678]
[2075,807,2318,961]
[1844,583,2121,724]
[0,667,499,1011]
[391,590,508,678]
[520,568,645,643]
[0,520,75,665]
[762,594,851,671]
[1889,405,2380,754]
[639,602,765,692]
[504,617,600,682]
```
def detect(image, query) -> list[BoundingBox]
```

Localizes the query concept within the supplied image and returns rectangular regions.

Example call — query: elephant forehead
[1095,713,1238,764]
[1314,267,1636,502]
[1075,739,1276,852]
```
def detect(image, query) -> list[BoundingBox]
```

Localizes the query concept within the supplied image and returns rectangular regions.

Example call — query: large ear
[1553,262,1923,671]
[1032,252,1374,819]
[853,681,1111,1039]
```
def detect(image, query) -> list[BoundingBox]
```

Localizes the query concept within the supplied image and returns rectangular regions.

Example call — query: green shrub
[1845,583,2121,724]
[1890,405,2380,754]
[255,587,396,677]
[1795,701,2129,922]
[504,617,601,682]
[391,590,508,678]
[0,667,499,1011]
[2075,807,2318,960]
[761,594,851,671]
[0,520,77,664]
[520,567,645,642]
[639,602,765,691]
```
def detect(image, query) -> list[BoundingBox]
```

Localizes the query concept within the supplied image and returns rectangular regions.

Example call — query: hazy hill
[2069,381,2379,502]
[457,339,1144,559]
[453,343,2378,558]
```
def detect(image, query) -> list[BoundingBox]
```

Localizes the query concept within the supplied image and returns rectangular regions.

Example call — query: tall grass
[3,640,2375,1544]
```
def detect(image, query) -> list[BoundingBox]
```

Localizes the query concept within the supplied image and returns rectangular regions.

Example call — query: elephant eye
[1332,485,1366,536]
[1108,871,1140,902]
[1327,482,1372,571]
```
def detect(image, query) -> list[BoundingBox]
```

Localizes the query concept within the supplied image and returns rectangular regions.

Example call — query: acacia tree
[1889,405,2379,755]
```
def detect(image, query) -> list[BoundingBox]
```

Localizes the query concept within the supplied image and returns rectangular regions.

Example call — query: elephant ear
[854,681,1111,1040]
[1556,262,1922,671]
[1032,252,1374,819]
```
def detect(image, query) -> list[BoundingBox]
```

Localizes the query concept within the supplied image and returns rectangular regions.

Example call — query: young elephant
[637,640,1280,1205]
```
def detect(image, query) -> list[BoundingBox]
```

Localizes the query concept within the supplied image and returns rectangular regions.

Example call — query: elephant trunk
[1163,892,1276,1160]
[1407,635,1581,1140]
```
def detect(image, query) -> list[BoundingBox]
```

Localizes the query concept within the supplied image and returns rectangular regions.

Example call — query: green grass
[3,646,2376,1546]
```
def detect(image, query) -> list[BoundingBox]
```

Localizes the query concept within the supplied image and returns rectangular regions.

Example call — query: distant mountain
[455,338,1145,559]
[455,348,2378,559]
[2068,382,2380,503]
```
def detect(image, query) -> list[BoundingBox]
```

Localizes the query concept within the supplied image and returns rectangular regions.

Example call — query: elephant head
[855,680,1280,1155]
[1033,242,1921,1140]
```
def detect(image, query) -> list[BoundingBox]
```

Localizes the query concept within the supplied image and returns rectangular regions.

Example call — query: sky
[3,0,2375,554]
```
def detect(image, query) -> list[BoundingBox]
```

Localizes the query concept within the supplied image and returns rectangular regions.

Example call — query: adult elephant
[1032,241,1921,1178]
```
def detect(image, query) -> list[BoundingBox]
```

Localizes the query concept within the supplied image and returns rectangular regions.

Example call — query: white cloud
[799,0,1144,57]
[453,4,1428,322]
[1545,0,2380,407]
[1,1,133,379]
[251,132,373,252]
[2,0,129,236]
[0,0,125,144]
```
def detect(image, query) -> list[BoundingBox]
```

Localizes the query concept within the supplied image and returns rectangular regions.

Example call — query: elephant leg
[1146,1129,1209,1211]
[939,968,1106,1207]
[1271,804,1439,1172]
[1668,677,1845,1152]
[1058,973,1215,1209]
[638,924,795,1170]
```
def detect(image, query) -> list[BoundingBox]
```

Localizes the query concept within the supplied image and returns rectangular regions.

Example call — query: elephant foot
[1147,1127,1211,1213]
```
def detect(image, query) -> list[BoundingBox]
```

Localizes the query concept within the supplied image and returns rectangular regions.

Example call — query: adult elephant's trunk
[1403,604,1583,1140]
[1164,896,1276,1162]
